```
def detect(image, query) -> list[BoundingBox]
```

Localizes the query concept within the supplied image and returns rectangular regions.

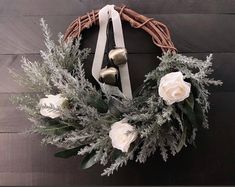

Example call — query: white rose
[109,119,138,153]
[39,94,67,119]
[158,71,191,105]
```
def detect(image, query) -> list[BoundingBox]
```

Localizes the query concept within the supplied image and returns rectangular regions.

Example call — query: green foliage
[11,19,222,176]
[87,94,108,113]
[81,151,98,169]
[55,145,85,158]
[130,52,222,166]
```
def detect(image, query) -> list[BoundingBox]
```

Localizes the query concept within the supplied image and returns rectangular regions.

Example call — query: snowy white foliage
[10,19,222,176]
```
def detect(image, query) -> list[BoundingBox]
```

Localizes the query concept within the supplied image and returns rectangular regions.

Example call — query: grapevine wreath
[11,5,222,176]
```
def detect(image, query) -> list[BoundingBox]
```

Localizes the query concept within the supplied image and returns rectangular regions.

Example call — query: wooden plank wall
[0,0,234,185]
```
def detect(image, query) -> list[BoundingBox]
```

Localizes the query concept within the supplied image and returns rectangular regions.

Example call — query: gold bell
[99,67,119,85]
[108,48,127,66]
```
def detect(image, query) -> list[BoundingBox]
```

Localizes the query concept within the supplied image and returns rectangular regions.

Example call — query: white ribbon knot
[92,5,133,99]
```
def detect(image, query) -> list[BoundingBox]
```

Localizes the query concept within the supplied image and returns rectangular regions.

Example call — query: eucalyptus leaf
[81,151,98,169]
[176,126,187,153]
[177,98,198,129]
[195,101,204,125]
[181,113,196,143]
[108,96,128,118]
[87,94,108,113]
[186,93,194,109]
[111,149,124,162]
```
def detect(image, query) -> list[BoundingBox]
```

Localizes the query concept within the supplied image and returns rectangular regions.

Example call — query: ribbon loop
[92,5,133,99]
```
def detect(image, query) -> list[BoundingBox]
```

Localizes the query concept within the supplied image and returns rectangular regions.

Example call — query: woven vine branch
[64,5,177,52]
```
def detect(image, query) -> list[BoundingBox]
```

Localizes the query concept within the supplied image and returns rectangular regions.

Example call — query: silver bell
[108,48,127,66]
[99,67,119,85]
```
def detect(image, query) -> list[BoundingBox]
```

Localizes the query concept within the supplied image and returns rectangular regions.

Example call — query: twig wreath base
[64,5,176,53]
[10,6,222,176]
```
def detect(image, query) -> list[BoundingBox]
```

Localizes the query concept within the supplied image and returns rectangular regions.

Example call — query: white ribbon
[92,5,133,99]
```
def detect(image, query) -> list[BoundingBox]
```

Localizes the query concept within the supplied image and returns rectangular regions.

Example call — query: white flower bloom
[158,71,191,105]
[109,119,138,153]
[39,94,67,119]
